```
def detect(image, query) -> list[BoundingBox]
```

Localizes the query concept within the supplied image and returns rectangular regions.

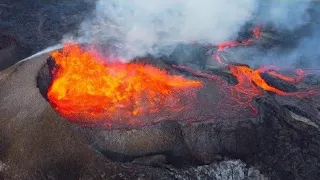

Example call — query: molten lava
[174,26,320,115]
[267,69,304,83]
[47,44,201,127]
[211,27,320,108]
[213,26,314,96]
[229,65,286,95]
[219,26,261,50]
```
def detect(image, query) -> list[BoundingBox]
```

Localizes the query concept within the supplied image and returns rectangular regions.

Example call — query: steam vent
[2,1,320,179]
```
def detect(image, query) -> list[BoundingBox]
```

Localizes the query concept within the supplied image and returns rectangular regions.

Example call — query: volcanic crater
[37,44,269,129]
[3,1,320,179]
[36,33,320,130]
[31,28,320,179]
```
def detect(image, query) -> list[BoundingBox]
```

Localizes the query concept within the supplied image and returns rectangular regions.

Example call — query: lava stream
[213,26,319,97]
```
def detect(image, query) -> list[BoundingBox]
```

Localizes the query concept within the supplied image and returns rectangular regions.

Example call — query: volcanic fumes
[46,44,201,128]
[42,26,320,128]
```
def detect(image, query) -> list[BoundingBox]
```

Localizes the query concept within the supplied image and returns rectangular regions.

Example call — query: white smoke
[74,0,318,68]
[238,0,319,69]
[256,0,312,31]
[77,0,258,59]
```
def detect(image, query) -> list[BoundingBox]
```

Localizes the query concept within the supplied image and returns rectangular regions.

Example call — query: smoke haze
[77,0,257,58]
[239,0,320,68]
[73,0,319,68]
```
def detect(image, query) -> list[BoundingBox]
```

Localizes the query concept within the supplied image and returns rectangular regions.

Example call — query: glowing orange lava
[206,26,320,113]
[212,27,292,96]
[267,69,304,83]
[219,27,320,98]
[47,44,201,127]
[217,26,261,52]
[228,65,320,98]
[229,65,285,95]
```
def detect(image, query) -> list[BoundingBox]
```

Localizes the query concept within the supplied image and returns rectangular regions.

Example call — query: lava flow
[213,27,320,111]
[47,43,201,127]
[214,26,318,96]
[214,26,261,65]
[174,26,320,116]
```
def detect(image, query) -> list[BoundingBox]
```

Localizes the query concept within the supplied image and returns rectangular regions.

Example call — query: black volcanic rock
[182,118,261,164]
[253,95,320,179]
[36,62,52,101]
[260,72,298,93]
[79,160,267,180]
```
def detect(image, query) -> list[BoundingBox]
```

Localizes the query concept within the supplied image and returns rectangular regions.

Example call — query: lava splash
[47,44,201,127]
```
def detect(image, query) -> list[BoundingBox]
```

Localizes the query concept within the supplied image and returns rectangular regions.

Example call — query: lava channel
[174,26,320,115]
[214,26,320,97]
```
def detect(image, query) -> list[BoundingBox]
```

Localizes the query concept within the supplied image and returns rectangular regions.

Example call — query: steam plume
[73,0,319,68]
[77,0,257,59]
[241,0,320,68]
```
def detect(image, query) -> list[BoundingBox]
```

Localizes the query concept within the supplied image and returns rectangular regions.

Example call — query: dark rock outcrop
[79,160,267,180]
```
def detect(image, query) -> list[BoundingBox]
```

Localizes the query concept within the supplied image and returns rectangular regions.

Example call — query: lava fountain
[47,44,201,128]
